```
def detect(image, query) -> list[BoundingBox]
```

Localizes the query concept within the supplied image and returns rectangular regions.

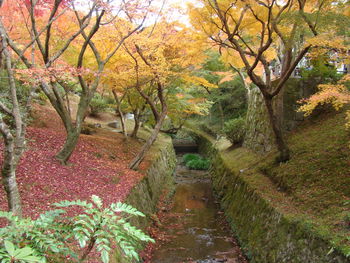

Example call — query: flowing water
[151,156,248,263]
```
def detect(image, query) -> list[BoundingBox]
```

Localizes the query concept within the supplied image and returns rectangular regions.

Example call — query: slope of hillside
[255,111,350,254]
[190,109,350,257]
[0,103,156,218]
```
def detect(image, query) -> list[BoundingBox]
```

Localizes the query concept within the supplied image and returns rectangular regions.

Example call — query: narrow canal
[151,155,248,263]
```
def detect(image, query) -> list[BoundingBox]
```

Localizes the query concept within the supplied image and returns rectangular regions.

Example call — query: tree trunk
[1,138,22,217]
[55,93,91,164]
[55,128,80,164]
[274,49,292,130]
[112,90,127,138]
[264,95,290,162]
[0,43,3,69]
[0,26,25,217]
[218,101,225,129]
[128,112,166,170]
[274,86,285,130]
[119,113,127,138]
[131,112,140,138]
[2,166,22,217]
[65,92,72,119]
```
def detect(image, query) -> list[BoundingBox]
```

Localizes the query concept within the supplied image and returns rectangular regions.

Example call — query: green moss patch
[191,110,350,262]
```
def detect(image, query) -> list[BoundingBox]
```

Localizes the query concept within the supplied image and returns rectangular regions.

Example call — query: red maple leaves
[23,0,71,15]
[0,106,144,219]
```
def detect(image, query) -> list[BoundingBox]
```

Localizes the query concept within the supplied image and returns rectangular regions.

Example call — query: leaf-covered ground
[0,104,161,261]
[0,105,149,218]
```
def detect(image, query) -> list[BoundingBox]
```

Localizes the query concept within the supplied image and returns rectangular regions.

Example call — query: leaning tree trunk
[55,93,92,164]
[1,136,22,217]
[131,110,141,138]
[243,86,275,153]
[119,112,127,138]
[129,112,166,170]
[115,106,127,138]
[131,113,140,138]
[112,90,127,138]
[264,95,290,162]
[55,128,80,164]
[273,85,285,130]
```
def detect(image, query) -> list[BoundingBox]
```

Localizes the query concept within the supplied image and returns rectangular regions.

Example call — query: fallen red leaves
[1,128,144,219]
[140,189,175,263]
[0,105,149,262]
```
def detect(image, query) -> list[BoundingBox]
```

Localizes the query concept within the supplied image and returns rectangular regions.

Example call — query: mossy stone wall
[244,86,275,153]
[115,136,176,262]
[244,79,316,152]
[195,133,349,263]
[126,138,176,228]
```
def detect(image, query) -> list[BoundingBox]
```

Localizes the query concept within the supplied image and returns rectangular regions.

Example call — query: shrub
[223,117,246,145]
[0,241,43,263]
[34,91,47,105]
[186,158,210,170]
[199,123,221,137]
[183,153,200,164]
[0,195,153,263]
[104,95,115,105]
[89,94,111,116]
[182,154,210,170]
[0,70,30,106]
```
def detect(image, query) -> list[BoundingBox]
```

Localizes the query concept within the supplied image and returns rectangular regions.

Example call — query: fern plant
[0,241,44,263]
[0,195,154,263]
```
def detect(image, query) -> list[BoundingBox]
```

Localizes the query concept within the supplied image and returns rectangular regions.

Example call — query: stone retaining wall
[115,136,176,262]
[126,138,176,228]
[194,132,349,263]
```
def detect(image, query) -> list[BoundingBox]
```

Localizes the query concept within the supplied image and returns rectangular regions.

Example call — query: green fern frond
[110,202,145,217]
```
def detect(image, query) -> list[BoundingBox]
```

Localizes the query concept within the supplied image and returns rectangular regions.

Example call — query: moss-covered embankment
[190,117,349,263]
[125,135,176,229]
[114,134,176,262]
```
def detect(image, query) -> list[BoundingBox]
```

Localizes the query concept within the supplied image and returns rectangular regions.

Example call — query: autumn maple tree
[0,0,150,164]
[117,20,213,169]
[189,0,348,162]
[299,75,350,124]
[0,0,36,216]
[0,0,151,215]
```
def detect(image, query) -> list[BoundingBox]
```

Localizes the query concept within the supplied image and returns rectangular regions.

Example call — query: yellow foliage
[221,49,245,69]
[182,75,218,89]
[299,75,350,129]
[306,35,346,52]
[217,72,235,84]
[188,0,349,94]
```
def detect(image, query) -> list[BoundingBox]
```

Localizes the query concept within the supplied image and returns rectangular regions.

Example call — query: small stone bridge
[172,138,198,154]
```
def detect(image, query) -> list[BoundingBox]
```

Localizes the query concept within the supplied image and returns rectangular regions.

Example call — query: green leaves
[223,117,246,145]
[0,241,44,263]
[0,211,20,222]
[110,202,145,217]
[0,196,152,263]
[53,199,93,209]
[101,249,110,263]
[91,195,103,208]
[183,154,210,170]
[4,240,15,256]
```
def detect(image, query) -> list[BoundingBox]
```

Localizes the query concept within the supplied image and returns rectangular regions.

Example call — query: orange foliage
[299,75,350,128]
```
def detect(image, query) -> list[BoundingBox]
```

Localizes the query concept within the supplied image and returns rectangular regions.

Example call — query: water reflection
[151,158,248,263]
